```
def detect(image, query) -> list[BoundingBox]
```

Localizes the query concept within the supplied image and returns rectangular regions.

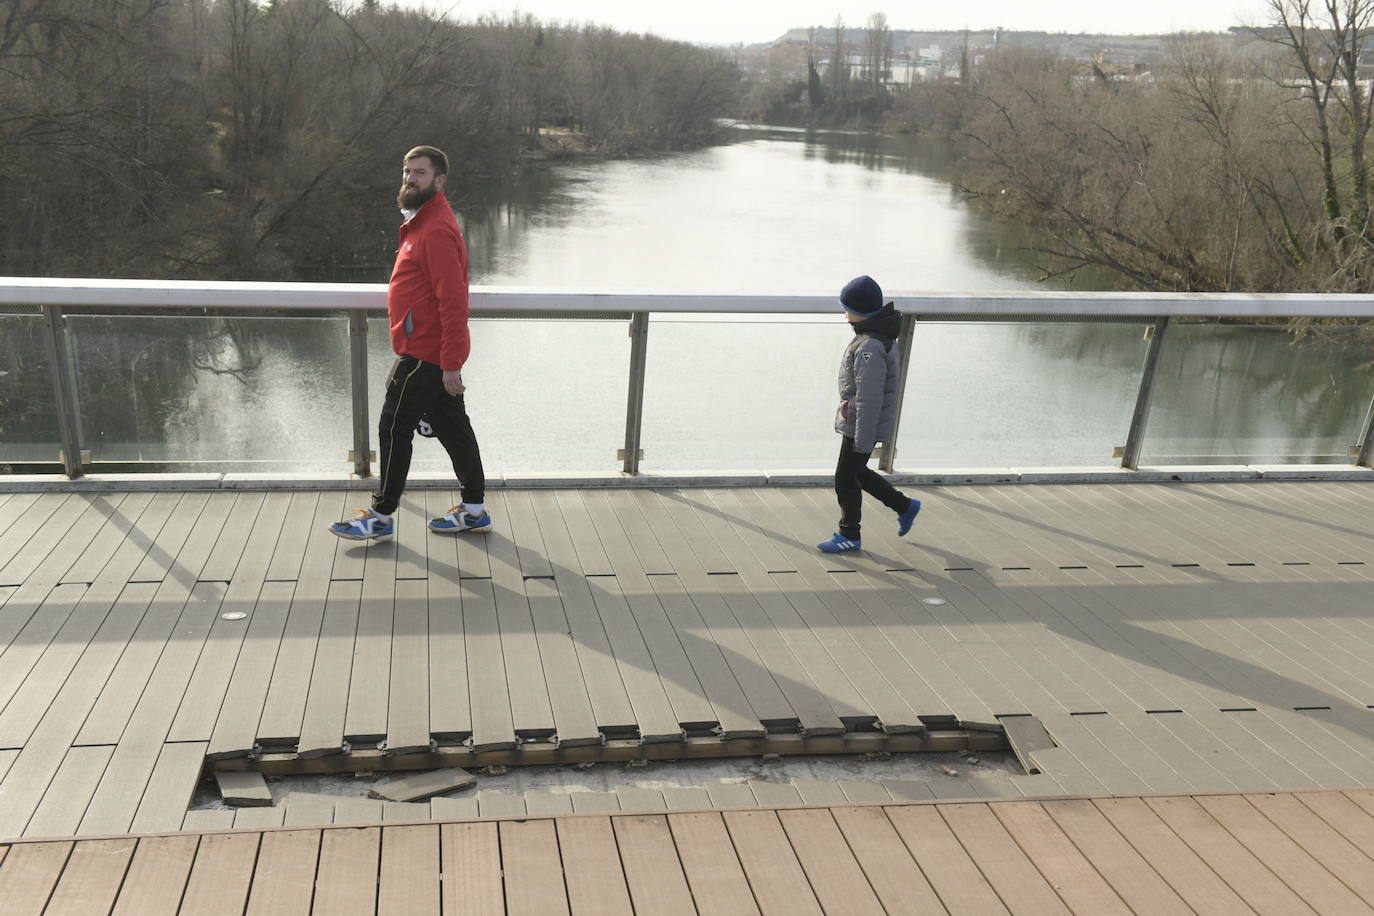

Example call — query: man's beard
[397,182,438,210]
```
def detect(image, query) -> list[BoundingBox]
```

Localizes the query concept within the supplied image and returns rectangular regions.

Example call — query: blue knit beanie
[840,275,884,317]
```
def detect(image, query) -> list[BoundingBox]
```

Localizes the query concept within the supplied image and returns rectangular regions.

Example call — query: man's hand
[443,369,465,396]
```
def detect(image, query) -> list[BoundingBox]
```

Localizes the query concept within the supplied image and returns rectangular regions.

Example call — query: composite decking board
[426,489,490,581]
[343,534,398,745]
[295,579,363,758]
[0,493,52,569]
[1301,791,1374,858]
[75,579,225,835]
[776,808,886,915]
[1196,794,1372,913]
[244,829,322,916]
[232,807,285,828]
[663,786,712,810]
[646,489,737,574]
[989,801,1134,915]
[723,809,825,916]
[181,809,235,830]
[524,791,574,815]
[107,833,198,914]
[704,782,758,808]
[529,490,637,731]
[0,583,87,720]
[666,812,763,915]
[883,779,936,801]
[1145,710,1280,791]
[615,786,668,811]
[461,577,518,751]
[57,491,157,585]
[521,576,600,746]
[333,797,385,825]
[748,781,803,806]
[252,494,340,747]
[483,502,556,738]
[478,790,528,817]
[125,491,215,585]
[935,802,1073,915]
[643,574,767,738]
[1094,796,1257,914]
[285,803,335,827]
[570,791,620,813]
[378,824,441,915]
[499,819,571,916]
[600,489,676,575]
[74,494,237,746]
[706,488,795,575]
[44,835,136,914]
[628,488,799,727]
[23,745,115,840]
[311,826,380,914]
[262,490,320,583]
[129,741,210,835]
[552,818,635,916]
[0,839,71,913]
[206,580,299,757]
[793,778,849,805]
[550,489,615,577]
[392,491,431,582]
[581,532,717,732]
[0,493,126,587]
[500,489,554,580]
[426,547,472,741]
[613,814,698,916]
[178,831,262,916]
[1245,792,1374,907]
[595,556,802,739]
[1075,711,1236,793]
[197,491,268,583]
[384,579,432,755]
[831,805,949,914]
[967,484,1100,570]
[441,821,504,914]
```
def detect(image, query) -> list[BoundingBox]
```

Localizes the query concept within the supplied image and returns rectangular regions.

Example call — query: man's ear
[436,173,447,190]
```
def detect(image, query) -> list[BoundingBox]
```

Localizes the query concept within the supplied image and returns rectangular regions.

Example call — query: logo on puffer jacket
[862,352,872,363]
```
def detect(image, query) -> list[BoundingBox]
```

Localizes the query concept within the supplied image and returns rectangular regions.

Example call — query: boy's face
[845,311,864,324]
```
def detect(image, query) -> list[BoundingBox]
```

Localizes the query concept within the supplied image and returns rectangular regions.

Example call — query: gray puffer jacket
[834,305,903,454]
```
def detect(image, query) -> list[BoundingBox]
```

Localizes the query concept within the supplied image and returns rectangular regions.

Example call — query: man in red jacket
[330,145,491,540]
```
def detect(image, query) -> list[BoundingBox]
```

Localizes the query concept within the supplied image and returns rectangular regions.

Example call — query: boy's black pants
[835,436,909,540]
[372,355,484,516]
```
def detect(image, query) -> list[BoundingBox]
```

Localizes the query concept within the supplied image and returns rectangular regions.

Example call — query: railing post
[1120,316,1171,470]
[41,305,83,478]
[1356,394,1374,468]
[349,309,372,478]
[622,311,649,475]
[879,312,918,473]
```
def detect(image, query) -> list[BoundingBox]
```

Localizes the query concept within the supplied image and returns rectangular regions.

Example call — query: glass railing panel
[639,314,848,472]
[369,315,630,473]
[896,321,1153,468]
[1141,321,1374,465]
[65,313,352,470]
[0,311,61,467]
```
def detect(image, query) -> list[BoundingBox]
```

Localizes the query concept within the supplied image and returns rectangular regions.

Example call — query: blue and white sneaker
[428,506,493,534]
[817,533,861,553]
[328,508,394,541]
[898,498,922,536]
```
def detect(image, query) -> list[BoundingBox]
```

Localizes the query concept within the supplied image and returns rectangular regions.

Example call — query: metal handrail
[4,279,1374,479]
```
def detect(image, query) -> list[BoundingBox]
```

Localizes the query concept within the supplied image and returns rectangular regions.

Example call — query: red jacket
[387,193,470,370]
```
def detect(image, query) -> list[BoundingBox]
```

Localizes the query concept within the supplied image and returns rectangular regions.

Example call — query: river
[4,126,1370,474]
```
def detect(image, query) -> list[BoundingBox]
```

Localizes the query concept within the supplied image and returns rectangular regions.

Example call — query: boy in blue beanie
[818,275,921,553]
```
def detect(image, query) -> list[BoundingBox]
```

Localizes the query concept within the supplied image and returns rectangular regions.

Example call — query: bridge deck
[6,789,1374,914]
[0,481,1373,840]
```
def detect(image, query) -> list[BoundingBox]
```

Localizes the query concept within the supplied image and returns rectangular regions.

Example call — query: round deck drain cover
[221,611,248,620]
[921,597,947,606]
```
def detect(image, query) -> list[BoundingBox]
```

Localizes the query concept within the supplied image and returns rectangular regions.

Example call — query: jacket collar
[400,192,449,234]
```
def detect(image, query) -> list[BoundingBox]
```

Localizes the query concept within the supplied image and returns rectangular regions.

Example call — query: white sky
[405,1,1279,46]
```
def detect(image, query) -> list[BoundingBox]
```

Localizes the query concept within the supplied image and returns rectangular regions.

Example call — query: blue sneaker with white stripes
[328,508,394,541]
[817,533,861,553]
[428,506,493,534]
[898,498,922,536]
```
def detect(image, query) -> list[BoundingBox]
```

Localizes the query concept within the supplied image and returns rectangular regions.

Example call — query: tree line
[0,0,740,281]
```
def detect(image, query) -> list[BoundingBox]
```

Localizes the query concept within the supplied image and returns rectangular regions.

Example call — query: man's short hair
[404,145,448,176]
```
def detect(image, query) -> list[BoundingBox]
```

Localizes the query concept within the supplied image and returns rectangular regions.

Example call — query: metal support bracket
[349,310,372,478]
[622,312,650,475]
[42,305,84,479]
[1120,317,1170,470]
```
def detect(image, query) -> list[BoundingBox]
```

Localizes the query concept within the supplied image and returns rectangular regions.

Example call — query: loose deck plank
[499,819,571,916]
[109,834,198,914]
[483,508,555,741]
[461,578,517,751]
[179,831,261,916]
[207,581,299,758]
[724,809,824,915]
[584,575,685,742]
[613,814,697,916]
[296,579,362,758]
[669,811,763,915]
[523,577,600,746]
[777,808,886,915]
[426,549,471,743]
[384,579,432,754]
[128,741,209,835]
[556,815,634,915]
[244,829,322,916]
[441,821,504,915]
[378,824,441,915]
[343,533,398,747]
[43,836,136,915]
